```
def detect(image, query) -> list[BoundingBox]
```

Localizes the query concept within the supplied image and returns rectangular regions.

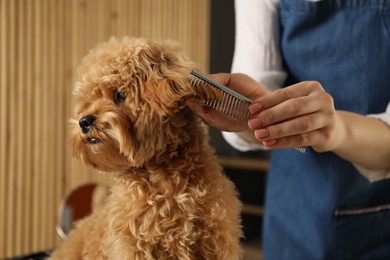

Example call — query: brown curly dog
[52,37,242,260]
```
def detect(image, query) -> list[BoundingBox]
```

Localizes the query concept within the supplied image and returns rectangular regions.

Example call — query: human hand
[247,81,343,152]
[186,73,268,132]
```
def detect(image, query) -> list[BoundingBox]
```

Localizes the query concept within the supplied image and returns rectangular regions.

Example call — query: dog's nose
[79,115,96,134]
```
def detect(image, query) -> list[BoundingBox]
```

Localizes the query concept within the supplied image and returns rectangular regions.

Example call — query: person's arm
[230,0,390,178]
[246,82,390,171]
[187,74,390,175]
[221,0,284,151]
[333,111,390,170]
[231,0,285,91]
[356,107,390,180]
[188,0,390,179]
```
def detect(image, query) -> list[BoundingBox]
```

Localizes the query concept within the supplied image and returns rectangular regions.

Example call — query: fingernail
[255,128,269,139]
[249,103,261,114]
[248,118,262,129]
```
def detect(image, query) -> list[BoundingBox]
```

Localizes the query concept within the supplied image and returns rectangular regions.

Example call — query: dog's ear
[139,40,198,116]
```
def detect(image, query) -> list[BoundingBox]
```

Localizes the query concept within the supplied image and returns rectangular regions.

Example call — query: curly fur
[52,37,242,260]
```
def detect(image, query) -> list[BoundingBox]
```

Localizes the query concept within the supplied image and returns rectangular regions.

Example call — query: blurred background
[0,0,266,258]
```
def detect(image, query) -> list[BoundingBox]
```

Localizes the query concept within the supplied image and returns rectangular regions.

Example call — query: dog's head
[69,37,212,172]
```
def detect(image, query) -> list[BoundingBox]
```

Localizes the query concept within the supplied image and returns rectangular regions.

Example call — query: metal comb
[190,70,306,153]
[190,70,252,125]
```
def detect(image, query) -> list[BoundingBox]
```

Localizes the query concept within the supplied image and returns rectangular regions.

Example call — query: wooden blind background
[0,0,209,257]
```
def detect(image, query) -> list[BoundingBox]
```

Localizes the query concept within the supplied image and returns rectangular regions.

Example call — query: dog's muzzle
[79,115,96,134]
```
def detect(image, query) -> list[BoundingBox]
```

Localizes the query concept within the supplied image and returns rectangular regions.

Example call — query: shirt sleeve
[222,0,284,152]
[231,0,285,92]
[222,131,266,151]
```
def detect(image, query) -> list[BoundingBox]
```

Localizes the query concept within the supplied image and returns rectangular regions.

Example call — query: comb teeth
[190,73,251,125]
[190,70,306,154]
[294,147,306,153]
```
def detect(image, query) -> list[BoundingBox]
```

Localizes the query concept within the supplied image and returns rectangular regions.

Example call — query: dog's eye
[87,137,100,144]
[114,90,126,103]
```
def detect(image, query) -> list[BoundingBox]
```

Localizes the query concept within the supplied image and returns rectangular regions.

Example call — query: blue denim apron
[263,0,390,259]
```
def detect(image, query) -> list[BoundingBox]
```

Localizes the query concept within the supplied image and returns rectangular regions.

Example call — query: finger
[186,99,205,115]
[249,81,324,112]
[186,99,247,132]
[253,113,328,141]
[262,126,337,152]
[186,99,218,122]
[261,133,310,149]
[248,95,324,128]
[261,129,322,150]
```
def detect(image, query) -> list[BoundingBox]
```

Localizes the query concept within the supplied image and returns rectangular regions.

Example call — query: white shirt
[223,0,390,181]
